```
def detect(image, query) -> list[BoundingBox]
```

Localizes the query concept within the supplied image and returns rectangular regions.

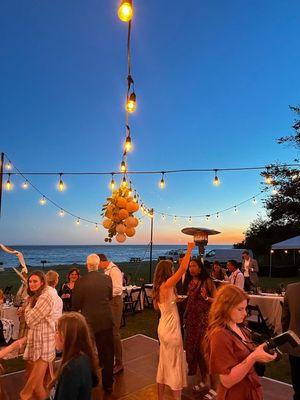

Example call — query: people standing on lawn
[72,254,114,393]
[98,253,124,375]
[184,258,216,395]
[59,267,80,312]
[153,242,195,400]
[20,271,56,400]
[241,251,259,292]
[226,260,244,290]
[204,284,276,400]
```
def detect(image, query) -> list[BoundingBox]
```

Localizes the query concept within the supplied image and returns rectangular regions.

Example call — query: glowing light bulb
[110,174,115,190]
[59,209,65,217]
[216,213,220,219]
[40,196,46,205]
[22,180,29,189]
[124,135,132,152]
[95,224,99,231]
[118,0,133,22]
[188,216,192,224]
[5,161,12,170]
[206,215,210,221]
[173,216,177,223]
[234,206,238,213]
[58,174,65,191]
[76,218,80,225]
[270,249,274,254]
[120,161,126,173]
[213,170,220,186]
[128,186,132,196]
[159,173,165,189]
[122,176,127,187]
[272,188,278,195]
[126,92,137,113]
[5,175,12,191]
[265,174,272,185]
[133,194,138,202]
[162,214,165,221]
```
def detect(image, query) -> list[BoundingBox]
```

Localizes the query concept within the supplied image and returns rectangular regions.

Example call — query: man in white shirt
[98,253,124,374]
[227,260,244,290]
[45,270,63,324]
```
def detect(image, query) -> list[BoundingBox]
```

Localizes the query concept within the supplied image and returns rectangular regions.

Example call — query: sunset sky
[0,0,299,245]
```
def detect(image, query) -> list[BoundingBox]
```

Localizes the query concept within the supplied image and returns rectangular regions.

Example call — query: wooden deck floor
[3,334,293,399]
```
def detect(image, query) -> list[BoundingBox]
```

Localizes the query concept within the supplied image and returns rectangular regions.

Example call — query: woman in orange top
[204,284,276,400]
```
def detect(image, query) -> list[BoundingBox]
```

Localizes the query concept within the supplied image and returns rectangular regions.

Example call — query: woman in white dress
[153,242,195,400]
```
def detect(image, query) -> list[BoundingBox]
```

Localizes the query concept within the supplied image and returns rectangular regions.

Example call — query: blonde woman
[153,242,195,400]
[204,284,276,400]
[20,271,55,400]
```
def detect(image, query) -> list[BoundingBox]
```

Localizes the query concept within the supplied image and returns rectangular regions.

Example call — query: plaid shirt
[23,287,56,362]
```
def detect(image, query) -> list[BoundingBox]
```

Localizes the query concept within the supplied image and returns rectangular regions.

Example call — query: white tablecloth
[1,306,20,340]
[249,294,284,334]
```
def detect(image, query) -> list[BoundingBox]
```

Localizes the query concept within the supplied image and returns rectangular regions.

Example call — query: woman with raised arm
[153,242,195,400]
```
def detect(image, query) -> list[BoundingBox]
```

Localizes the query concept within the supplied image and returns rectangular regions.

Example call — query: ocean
[0,244,233,269]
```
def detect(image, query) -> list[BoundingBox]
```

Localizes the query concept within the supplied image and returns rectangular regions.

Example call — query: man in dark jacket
[72,253,114,392]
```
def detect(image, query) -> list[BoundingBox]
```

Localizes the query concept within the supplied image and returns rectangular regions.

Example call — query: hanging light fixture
[95,223,99,231]
[59,209,65,217]
[40,196,46,205]
[120,160,127,173]
[206,215,210,221]
[159,172,165,189]
[216,212,220,219]
[173,216,177,223]
[252,197,257,205]
[128,182,133,196]
[162,214,165,221]
[265,168,272,185]
[110,174,115,190]
[5,161,12,170]
[5,174,12,190]
[126,92,137,113]
[124,126,132,152]
[22,180,29,189]
[213,169,220,186]
[76,218,80,225]
[58,173,65,192]
[133,193,138,202]
[272,188,278,195]
[122,175,127,187]
[188,216,192,224]
[118,0,133,22]
[234,206,238,213]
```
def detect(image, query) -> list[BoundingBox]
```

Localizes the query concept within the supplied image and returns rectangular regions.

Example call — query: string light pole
[0,152,4,218]
[149,208,154,282]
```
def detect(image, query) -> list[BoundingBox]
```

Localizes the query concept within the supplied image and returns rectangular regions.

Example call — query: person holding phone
[205,284,276,400]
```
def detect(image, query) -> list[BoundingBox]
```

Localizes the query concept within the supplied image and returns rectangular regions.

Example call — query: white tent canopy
[272,235,300,250]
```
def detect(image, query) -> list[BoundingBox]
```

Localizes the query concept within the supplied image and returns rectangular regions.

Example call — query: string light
[272,188,278,195]
[76,218,80,225]
[265,173,272,185]
[95,223,99,230]
[122,175,128,187]
[5,174,12,191]
[5,161,12,170]
[159,172,165,189]
[133,193,138,202]
[124,127,132,152]
[22,180,29,189]
[234,206,238,213]
[128,183,133,196]
[162,214,165,221]
[188,216,192,224]
[252,197,257,205]
[126,92,137,113]
[216,212,220,219]
[173,216,177,223]
[120,160,127,173]
[59,209,65,217]
[118,0,133,22]
[213,170,220,186]
[40,196,46,205]
[58,173,65,192]
[206,215,210,221]
[110,174,115,190]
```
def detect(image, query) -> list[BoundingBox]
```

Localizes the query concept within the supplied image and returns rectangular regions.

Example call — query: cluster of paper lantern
[102,186,139,242]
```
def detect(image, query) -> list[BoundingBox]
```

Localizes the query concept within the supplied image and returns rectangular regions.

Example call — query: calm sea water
[0,244,232,269]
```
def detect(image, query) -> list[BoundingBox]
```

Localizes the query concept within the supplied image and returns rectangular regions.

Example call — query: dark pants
[244,277,252,292]
[289,355,300,400]
[94,328,114,389]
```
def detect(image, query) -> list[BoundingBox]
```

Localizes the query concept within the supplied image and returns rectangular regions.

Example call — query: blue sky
[0,0,299,245]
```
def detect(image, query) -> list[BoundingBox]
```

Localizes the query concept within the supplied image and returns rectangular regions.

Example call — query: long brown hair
[204,284,249,355]
[152,260,173,304]
[50,312,99,389]
[27,270,47,307]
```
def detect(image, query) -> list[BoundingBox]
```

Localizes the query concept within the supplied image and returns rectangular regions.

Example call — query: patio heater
[181,227,220,259]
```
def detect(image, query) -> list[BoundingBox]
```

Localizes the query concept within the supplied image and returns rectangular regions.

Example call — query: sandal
[192,382,207,393]
[203,389,217,400]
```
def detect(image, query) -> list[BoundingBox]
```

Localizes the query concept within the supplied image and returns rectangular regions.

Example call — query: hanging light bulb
[216,212,220,219]
[5,174,12,190]
[149,209,154,218]
[139,218,143,225]
[213,170,220,186]
[173,216,177,223]
[265,174,272,185]
[124,135,132,152]
[126,92,137,113]
[128,184,133,196]
[95,223,99,231]
[110,174,115,190]
[272,188,278,195]
[58,173,65,192]
[122,176,127,187]
[252,197,257,205]
[234,206,238,213]
[22,180,29,189]
[206,215,210,221]
[188,216,192,224]
[76,218,80,225]
[59,209,65,217]
[159,172,165,189]
[118,0,133,22]
[5,161,12,170]
[120,160,127,173]
[40,196,46,205]
[133,193,138,202]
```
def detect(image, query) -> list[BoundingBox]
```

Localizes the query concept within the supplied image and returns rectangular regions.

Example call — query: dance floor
[3,334,293,399]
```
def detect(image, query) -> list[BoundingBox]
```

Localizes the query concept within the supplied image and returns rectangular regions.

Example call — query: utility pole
[0,152,4,219]
[149,208,154,283]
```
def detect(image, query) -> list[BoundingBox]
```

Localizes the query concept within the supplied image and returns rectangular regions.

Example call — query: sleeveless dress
[156,287,187,391]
